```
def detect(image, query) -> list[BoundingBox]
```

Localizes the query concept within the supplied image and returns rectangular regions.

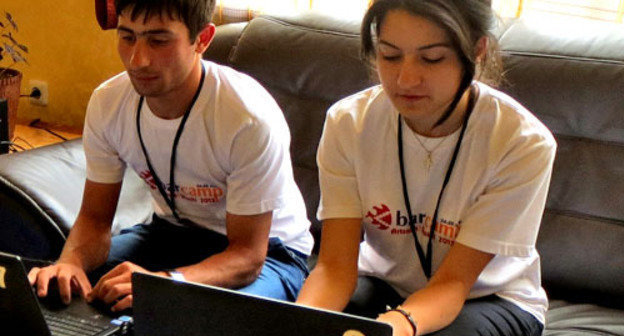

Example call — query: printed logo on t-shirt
[365,204,392,230]
[365,203,461,246]
[140,170,159,191]
[139,170,224,204]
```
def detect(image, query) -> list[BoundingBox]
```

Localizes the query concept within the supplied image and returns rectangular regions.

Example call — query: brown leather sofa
[1,13,623,335]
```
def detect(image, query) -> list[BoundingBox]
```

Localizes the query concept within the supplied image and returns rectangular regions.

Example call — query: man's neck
[145,61,203,120]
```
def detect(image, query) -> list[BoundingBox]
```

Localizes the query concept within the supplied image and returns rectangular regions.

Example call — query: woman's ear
[195,23,216,54]
[475,36,488,62]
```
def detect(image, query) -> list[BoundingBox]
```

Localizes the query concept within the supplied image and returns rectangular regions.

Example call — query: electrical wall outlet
[28,80,49,106]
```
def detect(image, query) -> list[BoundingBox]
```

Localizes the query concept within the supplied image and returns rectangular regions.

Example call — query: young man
[28,0,313,312]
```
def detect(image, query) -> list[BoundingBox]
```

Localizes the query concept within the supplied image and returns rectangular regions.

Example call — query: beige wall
[2,0,123,131]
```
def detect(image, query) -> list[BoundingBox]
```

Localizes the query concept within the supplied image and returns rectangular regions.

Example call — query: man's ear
[195,23,216,54]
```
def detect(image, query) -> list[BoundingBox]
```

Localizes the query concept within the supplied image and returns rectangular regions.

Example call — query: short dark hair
[115,0,216,41]
[361,0,502,86]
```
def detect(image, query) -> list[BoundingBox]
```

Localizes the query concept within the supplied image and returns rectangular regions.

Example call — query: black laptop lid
[0,251,52,336]
[132,272,393,336]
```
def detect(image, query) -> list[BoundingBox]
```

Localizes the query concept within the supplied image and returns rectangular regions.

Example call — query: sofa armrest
[0,139,153,260]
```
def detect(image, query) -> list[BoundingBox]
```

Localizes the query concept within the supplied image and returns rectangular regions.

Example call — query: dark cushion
[222,14,377,251]
[544,300,624,335]
[0,139,152,260]
[498,18,624,309]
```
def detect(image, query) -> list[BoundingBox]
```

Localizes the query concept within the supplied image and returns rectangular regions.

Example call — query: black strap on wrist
[386,305,417,336]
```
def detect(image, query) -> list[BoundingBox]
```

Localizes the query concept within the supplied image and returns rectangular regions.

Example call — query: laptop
[0,251,132,336]
[132,272,393,336]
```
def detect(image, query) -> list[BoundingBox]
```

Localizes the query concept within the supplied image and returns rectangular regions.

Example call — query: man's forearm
[58,179,121,272]
[58,217,112,272]
[174,246,265,288]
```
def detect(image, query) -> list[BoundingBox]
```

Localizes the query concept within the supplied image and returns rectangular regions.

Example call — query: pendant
[424,152,433,171]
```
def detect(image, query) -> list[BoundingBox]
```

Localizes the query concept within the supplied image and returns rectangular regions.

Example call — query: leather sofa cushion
[544,300,624,335]
[497,18,624,308]
[0,139,152,259]
[222,14,378,245]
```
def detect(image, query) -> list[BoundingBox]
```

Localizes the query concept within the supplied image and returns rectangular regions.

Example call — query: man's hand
[26,179,122,306]
[28,263,92,305]
[89,261,165,312]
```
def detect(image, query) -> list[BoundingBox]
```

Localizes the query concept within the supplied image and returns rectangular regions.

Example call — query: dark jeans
[345,276,544,336]
[90,215,309,301]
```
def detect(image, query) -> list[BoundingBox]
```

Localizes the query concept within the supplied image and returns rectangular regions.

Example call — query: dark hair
[361,0,502,126]
[361,0,502,86]
[115,0,216,41]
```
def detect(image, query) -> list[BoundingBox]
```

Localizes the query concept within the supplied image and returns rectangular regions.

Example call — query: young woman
[296,1,556,335]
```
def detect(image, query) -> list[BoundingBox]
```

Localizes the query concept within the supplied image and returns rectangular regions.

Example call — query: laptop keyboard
[43,310,109,336]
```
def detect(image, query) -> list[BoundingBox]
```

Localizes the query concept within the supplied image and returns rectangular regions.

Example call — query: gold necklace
[412,133,451,171]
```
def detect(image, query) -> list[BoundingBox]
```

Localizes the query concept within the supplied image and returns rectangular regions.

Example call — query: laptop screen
[132,272,392,336]
[0,252,55,336]
[0,251,125,336]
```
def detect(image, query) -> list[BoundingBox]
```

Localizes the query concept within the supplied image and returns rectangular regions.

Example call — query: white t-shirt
[83,60,313,255]
[317,82,556,324]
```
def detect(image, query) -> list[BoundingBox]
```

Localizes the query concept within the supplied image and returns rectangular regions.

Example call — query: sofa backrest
[204,13,624,308]
[496,17,624,308]
[0,139,153,260]
[205,14,376,251]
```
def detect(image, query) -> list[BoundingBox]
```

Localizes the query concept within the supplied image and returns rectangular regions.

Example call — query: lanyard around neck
[397,85,476,279]
[136,65,206,222]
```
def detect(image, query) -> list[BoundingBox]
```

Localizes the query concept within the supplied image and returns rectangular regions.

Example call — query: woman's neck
[403,87,473,138]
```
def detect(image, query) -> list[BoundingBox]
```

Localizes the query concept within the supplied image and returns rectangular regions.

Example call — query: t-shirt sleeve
[456,133,557,257]
[316,106,363,220]
[83,90,126,183]
[224,116,293,215]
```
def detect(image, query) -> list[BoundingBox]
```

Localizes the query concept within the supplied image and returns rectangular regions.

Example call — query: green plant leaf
[3,42,14,54]
[6,45,26,63]
[1,32,18,46]
[5,12,17,31]
[0,12,27,69]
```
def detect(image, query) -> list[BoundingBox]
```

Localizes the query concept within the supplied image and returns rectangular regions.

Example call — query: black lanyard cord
[398,85,476,279]
[136,65,206,222]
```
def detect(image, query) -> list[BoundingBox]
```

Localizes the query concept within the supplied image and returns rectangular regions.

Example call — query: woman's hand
[378,310,416,336]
